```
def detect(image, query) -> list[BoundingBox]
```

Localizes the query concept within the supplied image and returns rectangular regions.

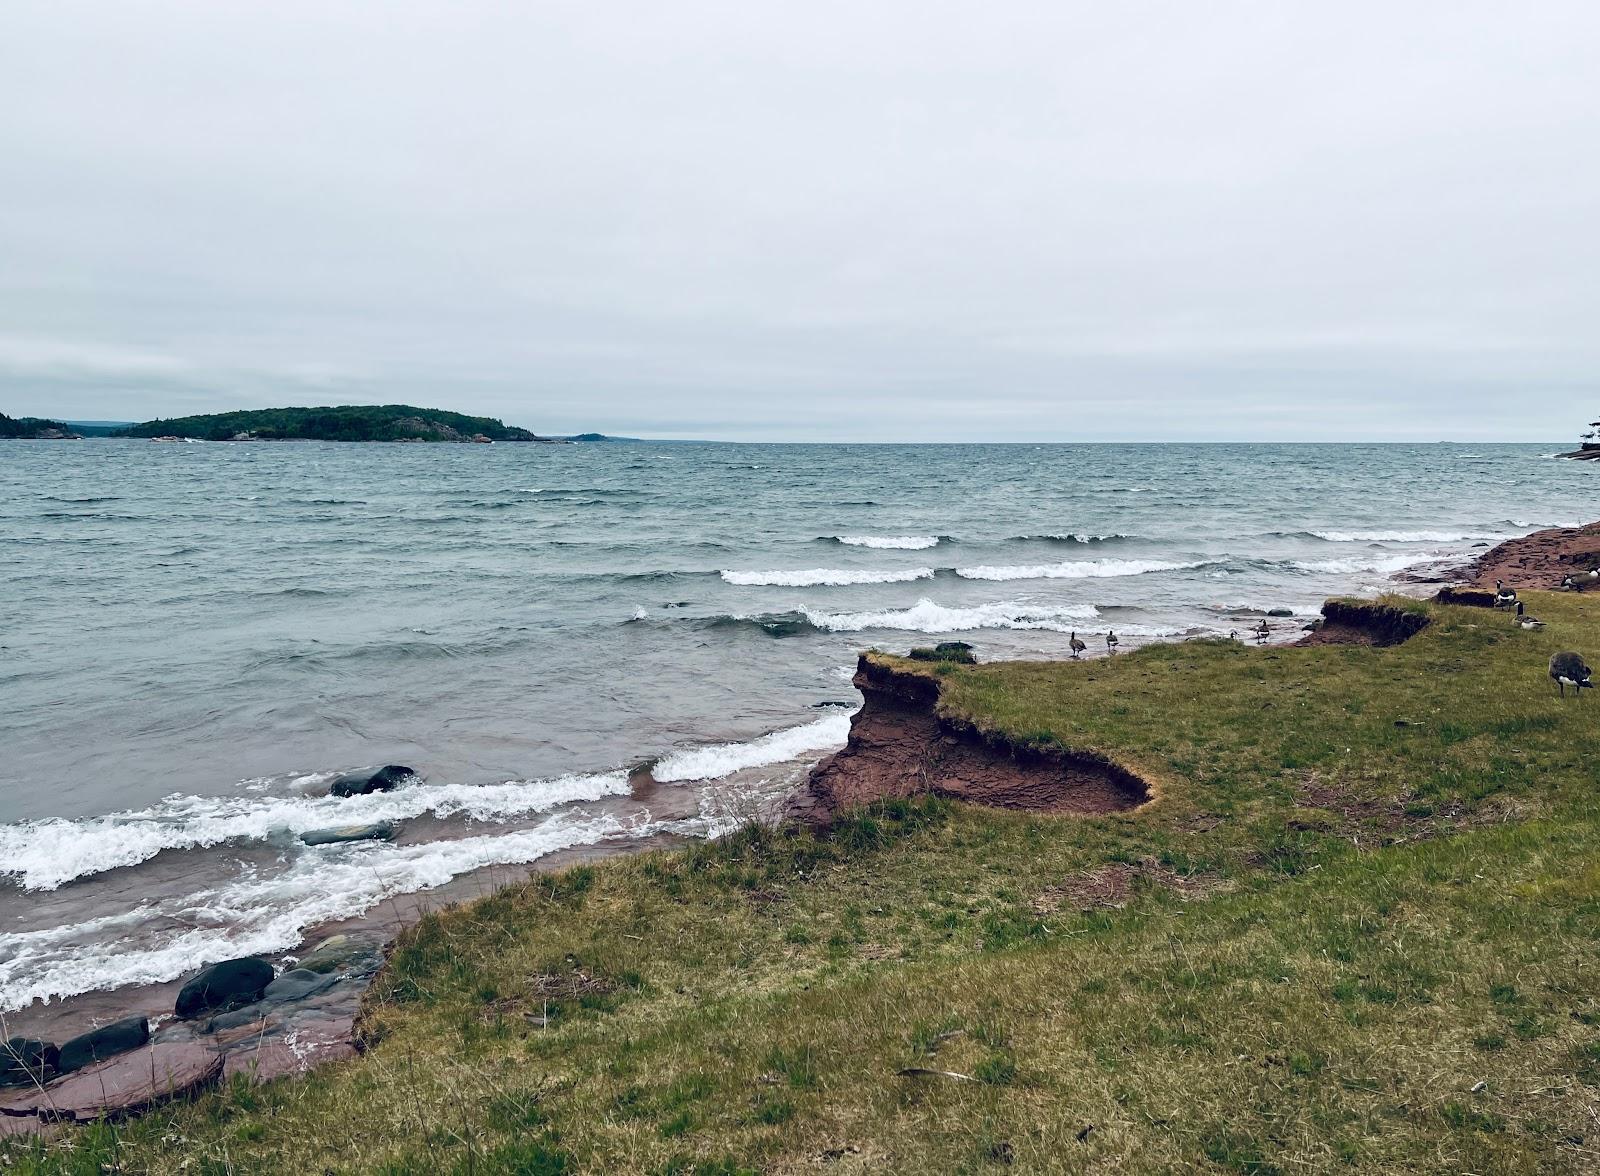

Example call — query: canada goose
[1515,602,1545,631]
[1069,631,1087,659]
[1106,630,1119,652]
[1562,574,1581,592]
[1550,651,1592,697]
[1494,580,1517,609]
[1228,629,1239,641]
[1253,619,1270,642]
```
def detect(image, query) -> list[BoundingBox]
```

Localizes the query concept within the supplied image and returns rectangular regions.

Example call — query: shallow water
[0,438,1585,1013]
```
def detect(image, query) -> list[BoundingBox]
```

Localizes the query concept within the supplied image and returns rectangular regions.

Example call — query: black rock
[0,1037,59,1087]
[175,957,275,1019]
[261,968,341,1004]
[1267,608,1294,618]
[299,820,398,846]
[56,1016,150,1075]
[329,765,415,798]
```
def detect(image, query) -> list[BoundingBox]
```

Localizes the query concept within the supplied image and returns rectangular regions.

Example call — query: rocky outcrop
[56,1017,149,1076]
[330,765,414,798]
[175,958,274,1020]
[1,1043,222,1123]
[1466,522,1600,590]
[787,656,1152,827]
[1297,600,1431,647]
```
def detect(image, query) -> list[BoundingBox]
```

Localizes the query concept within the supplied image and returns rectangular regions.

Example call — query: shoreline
[6,519,1597,1131]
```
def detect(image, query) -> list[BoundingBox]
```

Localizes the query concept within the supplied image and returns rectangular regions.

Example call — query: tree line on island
[1,405,583,443]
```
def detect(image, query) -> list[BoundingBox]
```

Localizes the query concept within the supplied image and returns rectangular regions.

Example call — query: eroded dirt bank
[786,655,1151,827]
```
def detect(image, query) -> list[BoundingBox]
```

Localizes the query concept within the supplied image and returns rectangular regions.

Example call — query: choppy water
[0,438,1586,1013]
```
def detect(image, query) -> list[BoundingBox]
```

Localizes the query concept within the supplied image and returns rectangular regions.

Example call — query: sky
[2,1,1598,442]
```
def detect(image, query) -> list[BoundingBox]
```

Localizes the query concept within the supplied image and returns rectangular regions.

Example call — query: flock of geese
[1062,574,1595,698]
[1494,578,1593,697]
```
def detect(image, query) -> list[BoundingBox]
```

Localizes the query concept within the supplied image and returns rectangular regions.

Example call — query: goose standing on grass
[1069,631,1087,659]
[1495,580,1518,609]
[1550,651,1592,697]
[1106,630,1119,653]
[1515,602,1545,631]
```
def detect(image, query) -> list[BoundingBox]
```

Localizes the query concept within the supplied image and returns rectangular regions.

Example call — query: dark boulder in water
[57,1017,149,1076]
[0,1038,58,1087]
[299,820,398,846]
[1267,608,1294,617]
[329,765,414,798]
[175,958,275,1020]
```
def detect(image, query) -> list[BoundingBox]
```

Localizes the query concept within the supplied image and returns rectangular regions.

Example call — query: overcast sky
[2,2,1597,441]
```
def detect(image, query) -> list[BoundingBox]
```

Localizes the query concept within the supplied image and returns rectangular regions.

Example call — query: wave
[0,772,631,892]
[719,567,935,587]
[954,558,1204,581]
[1007,533,1132,545]
[0,811,641,1011]
[829,535,941,550]
[652,712,854,783]
[1307,529,1503,543]
[799,599,1099,633]
[1290,553,1449,575]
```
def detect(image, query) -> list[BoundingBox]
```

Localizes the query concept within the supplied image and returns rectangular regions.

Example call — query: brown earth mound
[1467,521,1600,590]
[786,656,1152,827]
[1297,600,1431,647]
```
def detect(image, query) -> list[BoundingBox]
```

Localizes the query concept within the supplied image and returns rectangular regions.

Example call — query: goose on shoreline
[1494,580,1517,609]
[1069,631,1087,659]
[1106,630,1119,653]
[1253,619,1270,642]
[1515,602,1545,631]
[1550,651,1592,697]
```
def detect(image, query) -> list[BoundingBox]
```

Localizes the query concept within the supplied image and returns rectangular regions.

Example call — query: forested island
[0,412,81,439]
[115,405,562,443]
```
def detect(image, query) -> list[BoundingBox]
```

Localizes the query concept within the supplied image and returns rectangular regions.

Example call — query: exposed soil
[786,656,1152,827]
[1466,521,1600,590]
[1296,600,1431,648]
[1031,859,1227,915]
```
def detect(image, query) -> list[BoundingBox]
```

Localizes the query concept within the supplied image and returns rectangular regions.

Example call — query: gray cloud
[2,1,1597,439]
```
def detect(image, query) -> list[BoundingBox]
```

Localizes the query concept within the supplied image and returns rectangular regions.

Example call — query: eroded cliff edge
[786,654,1152,827]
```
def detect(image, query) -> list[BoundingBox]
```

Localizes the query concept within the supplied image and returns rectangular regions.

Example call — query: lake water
[0,439,1586,1013]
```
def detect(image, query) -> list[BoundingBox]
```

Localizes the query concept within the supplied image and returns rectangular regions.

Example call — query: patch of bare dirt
[1031,858,1227,915]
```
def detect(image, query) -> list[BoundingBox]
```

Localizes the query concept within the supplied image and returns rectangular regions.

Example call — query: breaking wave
[0,772,631,892]
[720,567,935,587]
[954,558,1204,581]
[829,535,941,550]
[799,599,1099,633]
[652,712,854,783]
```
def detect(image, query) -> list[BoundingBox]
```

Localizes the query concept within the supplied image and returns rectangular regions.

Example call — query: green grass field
[7,592,1600,1174]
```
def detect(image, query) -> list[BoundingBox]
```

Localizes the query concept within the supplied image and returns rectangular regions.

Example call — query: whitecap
[0,812,638,1011]
[720,567,935,587]
[652,712,854,783]
[799,599,1099,633]
[0,772,631,892]
[833,535,940,550]
[1309,529,1501,543]
[954,558,1203,581]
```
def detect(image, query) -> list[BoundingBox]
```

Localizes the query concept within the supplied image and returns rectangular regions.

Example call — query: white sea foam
[0,772,631,892]
[0,812,640,1011]
[720,567,935,587]
[833,535,940,550]
[1309,529,1500,543]
[653,712,854,783]
[799,599,1099,633]
[954,558,1203,581]
[1291,553,1447,575]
